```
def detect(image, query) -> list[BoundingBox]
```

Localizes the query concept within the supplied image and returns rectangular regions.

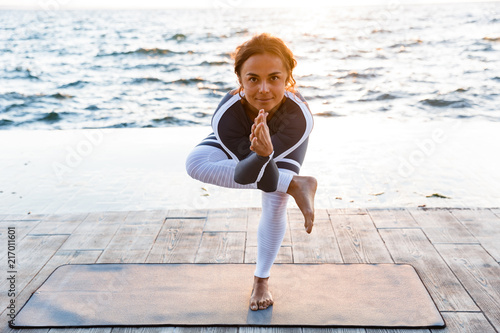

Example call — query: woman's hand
[250,109,273,157]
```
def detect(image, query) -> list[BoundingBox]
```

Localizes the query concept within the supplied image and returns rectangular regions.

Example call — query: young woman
[185,33,317,311]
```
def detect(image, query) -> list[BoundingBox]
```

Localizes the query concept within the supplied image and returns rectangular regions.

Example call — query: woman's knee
[185,148,203,179]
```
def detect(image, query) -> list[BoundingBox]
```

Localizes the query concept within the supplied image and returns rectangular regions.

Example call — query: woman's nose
[259,81,269,93]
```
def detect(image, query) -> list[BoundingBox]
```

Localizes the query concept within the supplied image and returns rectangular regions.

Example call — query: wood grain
[379,228,478,311]
[146,218,205,263]
[204,208,248,232]
[290,211,343,263]
[450,208,500,262]
[408,208,477,244]
[195,231,246,263]
[331,213,393,264]
[368,208,419,228]
[435,244,500,331]
[431,312,496,333]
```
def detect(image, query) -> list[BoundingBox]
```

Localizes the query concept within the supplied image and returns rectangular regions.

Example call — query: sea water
[0,2,499,130]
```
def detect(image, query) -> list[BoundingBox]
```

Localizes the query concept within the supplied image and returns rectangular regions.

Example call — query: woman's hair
[232,33,297,92]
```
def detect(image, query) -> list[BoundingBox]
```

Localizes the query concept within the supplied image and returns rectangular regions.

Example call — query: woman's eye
[249,77,257,82]
[271,76,279,81]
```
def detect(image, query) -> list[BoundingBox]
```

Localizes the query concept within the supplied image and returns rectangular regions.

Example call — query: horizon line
[0,0,498,10]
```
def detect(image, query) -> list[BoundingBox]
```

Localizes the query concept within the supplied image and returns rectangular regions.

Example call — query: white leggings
[185,145,294,278]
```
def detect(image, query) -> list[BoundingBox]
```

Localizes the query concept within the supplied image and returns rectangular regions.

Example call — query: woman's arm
[234,110,279,192]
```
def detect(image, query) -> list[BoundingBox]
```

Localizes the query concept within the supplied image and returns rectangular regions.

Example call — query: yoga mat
[11,263,444,328]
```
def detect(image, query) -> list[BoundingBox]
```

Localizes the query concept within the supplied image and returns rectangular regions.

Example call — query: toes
[249,298,258,311]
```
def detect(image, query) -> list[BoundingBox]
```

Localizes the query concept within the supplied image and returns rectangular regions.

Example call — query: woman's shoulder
[284,90,311,114]
[285,90,307,104]
[215,89,242,111]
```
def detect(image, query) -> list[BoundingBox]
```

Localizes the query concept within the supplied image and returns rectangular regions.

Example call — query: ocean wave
[58,80,89,89]
[483,36,500,42]
[50,93,73,99]
[170,33,187,41]
[170,77,205,85]
[200,60,230,66]
[130,63,177,72]
[96,48,192,57]
[389,40,423,48]
[372,29,392,34]
[130,77,164,84]
[314,111,344,117]
[359,93,399,102]
[105,122,136,128]
[152,116,199,125]
[420,98,472,108]
[39,111,62,123]
[0,119,14,127]
[338,71,377,80]
[3,103,29,113]
[12,66,40,80]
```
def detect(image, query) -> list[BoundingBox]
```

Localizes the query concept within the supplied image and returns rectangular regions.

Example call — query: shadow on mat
[246,306,273,325]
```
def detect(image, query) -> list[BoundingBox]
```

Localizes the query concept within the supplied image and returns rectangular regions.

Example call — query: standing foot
[249,276,274,311]
[287,175,317,233]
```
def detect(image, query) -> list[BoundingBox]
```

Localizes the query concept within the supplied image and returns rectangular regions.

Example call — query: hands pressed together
[249,109,273,157]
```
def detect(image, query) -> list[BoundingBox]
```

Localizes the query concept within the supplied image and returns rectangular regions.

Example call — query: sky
[1,0,499,9]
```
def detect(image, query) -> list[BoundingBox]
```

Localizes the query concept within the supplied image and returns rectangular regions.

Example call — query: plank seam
[432,243,486,315]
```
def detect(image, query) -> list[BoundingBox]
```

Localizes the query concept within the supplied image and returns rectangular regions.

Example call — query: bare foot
[249,276,274,311]
[287,175,317,233]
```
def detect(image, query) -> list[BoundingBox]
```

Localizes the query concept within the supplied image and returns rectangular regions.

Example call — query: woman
[185,33,317,311]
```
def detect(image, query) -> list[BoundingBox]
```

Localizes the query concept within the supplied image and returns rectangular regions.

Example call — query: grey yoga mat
[11,263,444,328]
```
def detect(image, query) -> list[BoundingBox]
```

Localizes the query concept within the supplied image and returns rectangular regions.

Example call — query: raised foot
[249,276,274,311]
[288,175,317,233]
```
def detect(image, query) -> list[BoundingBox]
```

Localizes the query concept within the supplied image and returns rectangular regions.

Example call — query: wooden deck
[1,207,500,333]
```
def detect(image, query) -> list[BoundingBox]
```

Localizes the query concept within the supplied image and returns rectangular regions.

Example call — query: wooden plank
[240,328,301,333]
[122,209,168,224]
[37,328,111,333]
[110,327,175,333]
[0,250,102,330]
[490,208,500,218]
[304,327,366,332]
[366,329,430,333]
[97,219,165,263]
[450,208,500,262]
[408,208,477,244]
[195,232,246,263]
[0,217,42,246]
[328,208,368,215]
[431,312,497,333]
[379,229,478,311]
[290,210,343,263]
[165,208,208,219]
[0,234,68,316]
[331,214,393,264]
[2,327,50,333]
[435,244,500,331]
[176,328,237,333]
[27,212,88,235]
[60,211,128,250]
[204,208,248,232]
[146,218,205,263]
[244,246,293,264]
[368,208,419,228]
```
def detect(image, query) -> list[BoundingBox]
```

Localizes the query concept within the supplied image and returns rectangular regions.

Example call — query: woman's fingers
[250,110,272,156]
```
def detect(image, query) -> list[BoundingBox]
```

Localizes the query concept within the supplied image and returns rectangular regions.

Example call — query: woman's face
[239,52,287,112]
